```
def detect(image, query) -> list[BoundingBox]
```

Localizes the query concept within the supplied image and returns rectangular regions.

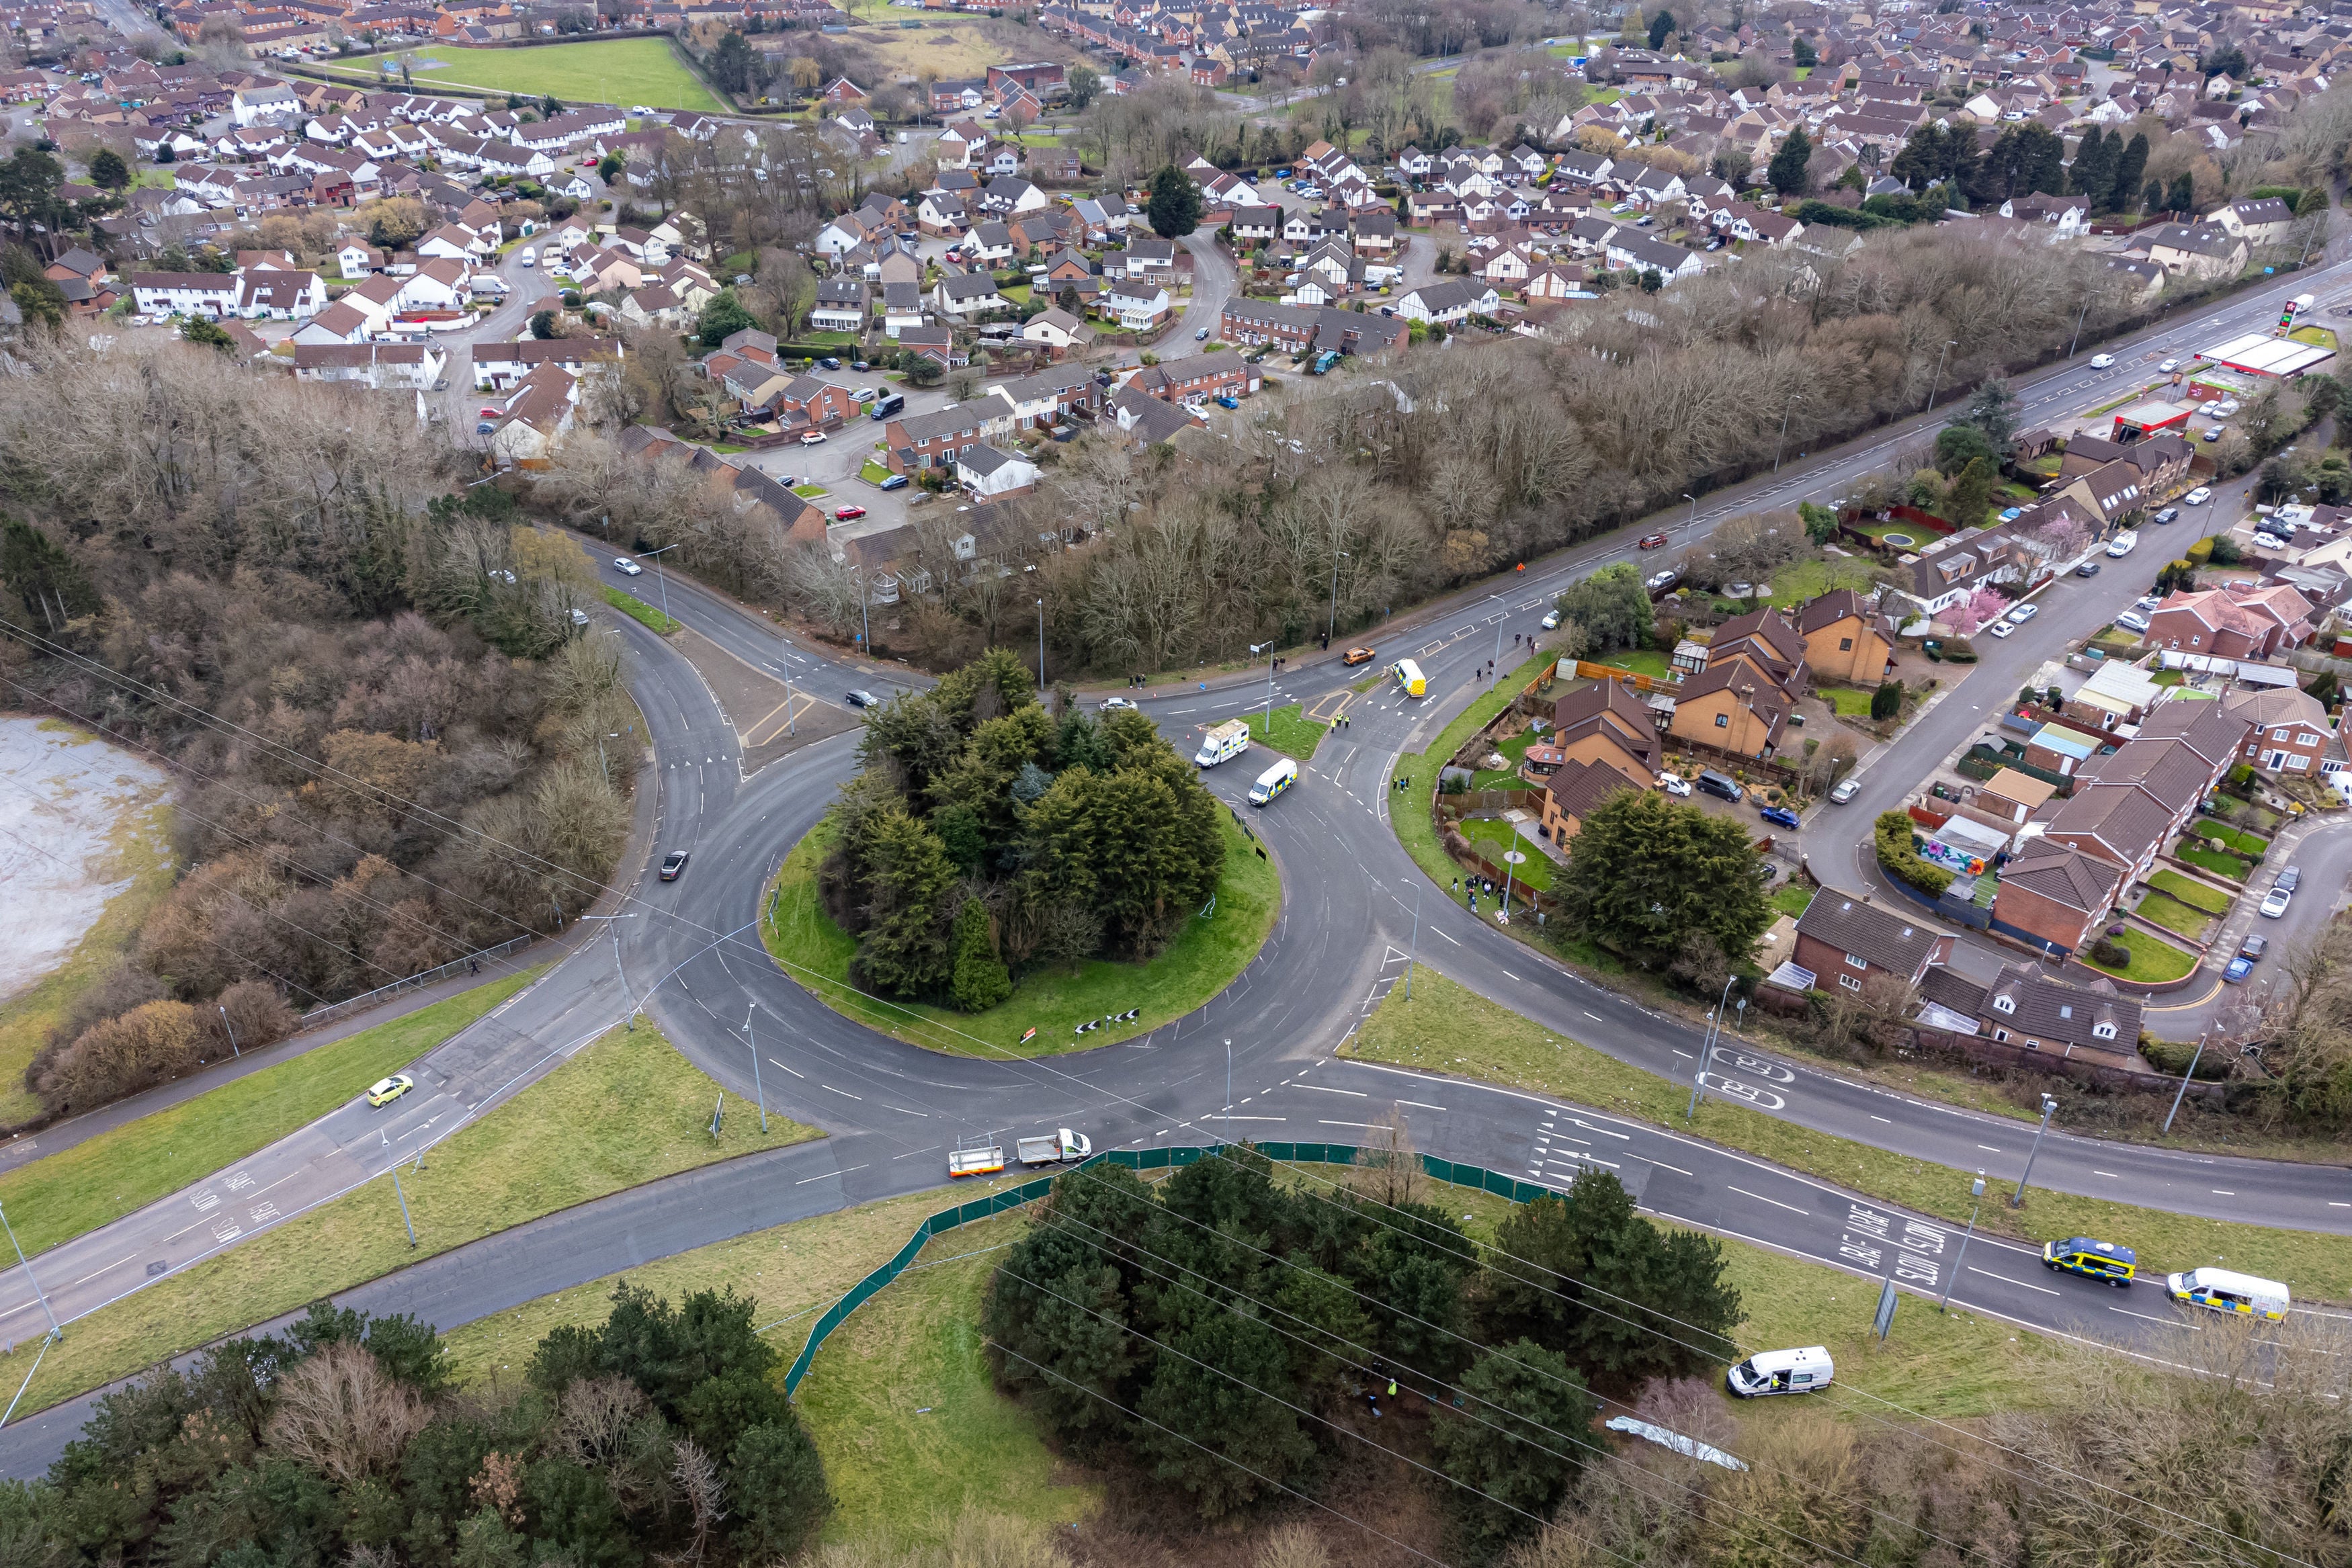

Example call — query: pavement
[2,245,2350,1476]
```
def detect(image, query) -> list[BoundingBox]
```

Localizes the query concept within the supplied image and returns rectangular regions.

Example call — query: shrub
[1873,811,1953,898]
[1870,679,1904,720]
[34,999,208,1116]
[2186,537,2215,566]
[2089,937,2131,967]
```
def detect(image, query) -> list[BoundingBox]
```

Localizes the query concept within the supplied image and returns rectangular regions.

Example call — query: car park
[1829,777,1860,804]
[2212,398,2240,416]
[660,851,689,881]
[1638,532,1669,550]
[366,1073,416,1108]
[2089,353,2115,368]
[2261,885,2294,918]
[1343,646,1377,666]
[2043,1237,2136,1286]
[1759,804,1801,829]
[1987,620,2015,638]
[2005,602,2038,624]
[615,558,643,575]
[1656,772,1691,797]
[845,689,878,707]
[800,431,828,445]
[879,474,910,490]
[2184,487,2213,505]
[2114,610,2152,633]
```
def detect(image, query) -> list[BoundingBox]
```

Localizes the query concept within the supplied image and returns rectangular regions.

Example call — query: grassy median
[0,969,538,1258]
[1344,970,2352,1300]
[1245,702,1329,760]
[763,814,1279,1057]
[1,1022,816,1415]
[602,586,680,635]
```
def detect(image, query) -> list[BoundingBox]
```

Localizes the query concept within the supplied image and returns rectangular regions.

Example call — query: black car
[2075,560,2101,577]
[852,359,870,371]
[845,689,878,707]
[818,355,842,370]
[659,851,689,881]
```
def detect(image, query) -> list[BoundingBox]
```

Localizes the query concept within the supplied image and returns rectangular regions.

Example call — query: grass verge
[1458,819,1553,891]
[762,813,1278,1057]
[601,586,679,634]
[857,460,892,484]
[0,970,536,1259]
[1339,969,2352,1299]
[1389,650,1560,894]
[1245,702,1327,760]
[1,1022,817,1415]
[0,750,176,1128]
[2078,926,2199,984]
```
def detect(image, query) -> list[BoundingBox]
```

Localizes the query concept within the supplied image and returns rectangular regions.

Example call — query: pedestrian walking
[469,958,479,975]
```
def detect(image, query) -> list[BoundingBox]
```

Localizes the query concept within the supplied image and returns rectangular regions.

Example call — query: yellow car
[365,1074,416,1108]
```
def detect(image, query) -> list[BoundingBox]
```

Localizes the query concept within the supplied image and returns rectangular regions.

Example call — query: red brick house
[2223,686,2336,775]
[1989,840,2124,957]
[882,404,990,474]
[771,374,860,427]
[2145,582,2316,659]
[1792,889,1954,994]
[1127,350,1259,403]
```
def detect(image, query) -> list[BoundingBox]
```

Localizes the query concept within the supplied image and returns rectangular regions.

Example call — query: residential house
[883,404,991,474]
[1667,656,1796,758]
[2146,582,2316,658]
[2208,195,2295,247]
[291,340,448,388]
[957,443,1042,499]
[1128,350,1258,404]
[1539,679,1664,790]
[935,271,1007,318]
[810,277,868,333]
[1538,758,1641,846]
[981,366,1098,434]
[1394,277,1499,324]
[128,271,239,317]
[2142,222,2249,279]
[1921,959,2142,1061]
[1103,281,1171,331]
[1796,589,1894,685]
[1988,840,2125,957]
[472,335,623,389]
[2223,686,2335,774]
[1023,306,1095,351]
[1793,889,1955,996]
[882,282,927,339]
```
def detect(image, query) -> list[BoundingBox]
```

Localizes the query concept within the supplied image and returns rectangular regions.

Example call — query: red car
[835,504,867,521]
[1638,532,1670,550]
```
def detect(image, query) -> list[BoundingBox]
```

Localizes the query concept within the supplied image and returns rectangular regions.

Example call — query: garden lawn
[2146,870,2231,916]
[1470,730,1536,790]
[1770,883,1814,919]
[317,40,723,112]
[792,483,830,499]
[602,586,679,634]
[0,1022,816,1415]
[1764,555,1880,609]
[762,814,1278,1057]
[0,971,536,1260]
[1244,702,1328,761]
[1341,970,2352,1297]
[1817,687,1874,717]
[0,764,174,1127]
[1388,650,1558,894]
[1590,646,1673,680]
[857,460,892,484]
[2134,891,2212,941]
[2193,818,2269,856]
[2175,840,2251,881]
[1457,819,1553,892]
[2078,926,2199,984]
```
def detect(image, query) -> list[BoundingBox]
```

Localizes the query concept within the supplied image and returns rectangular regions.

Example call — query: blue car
[1216,395,1240,408]
[1999,507,2025,523]
[2223,955,2255,984]
[1759,804,1801,829]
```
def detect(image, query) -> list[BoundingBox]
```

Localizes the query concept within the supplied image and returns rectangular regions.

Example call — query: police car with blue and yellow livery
[2042,1236,2136,1287]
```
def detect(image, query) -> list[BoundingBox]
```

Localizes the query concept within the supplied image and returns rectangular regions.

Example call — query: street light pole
[1682,491,1697,542]
[0,1203,58,1342]
[2068,298,2091,358]
[2009,1094,2058,1207]
[744,1004,767,1134]
[1327,548,1349,645]
[1405,883,1420,1000]
[1036,598,1045,688]
[2163,1032,2208,1134]
[1251,640,1276,727]
[636,542,683,628]
[218,1004,239,1059]
[1685,974,1737,1119]
[1773,401,1793,472]
[1489,593,1507,677]
[1925,339,1958,412]
[1939,1172,1987,1311]
[1224,1038,1232,1139]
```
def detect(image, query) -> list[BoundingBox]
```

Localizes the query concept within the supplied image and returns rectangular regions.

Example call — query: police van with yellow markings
[2042,1236,2136,1287]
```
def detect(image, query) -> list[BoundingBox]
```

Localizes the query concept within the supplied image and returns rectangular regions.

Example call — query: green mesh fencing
[780,1143,1558,1395]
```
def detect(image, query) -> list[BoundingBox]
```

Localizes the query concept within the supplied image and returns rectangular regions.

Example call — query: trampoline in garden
[1880,533,1917,549]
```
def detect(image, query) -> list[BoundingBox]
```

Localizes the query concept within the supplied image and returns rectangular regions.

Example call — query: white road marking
[2111,1305,2194,1328]
[821,1084,862,1099]
[1298,1083,1368,1097]
[1970,1266,2059,1296]
[1394,1098,1446,1110]
[1728,1186,1809,1215]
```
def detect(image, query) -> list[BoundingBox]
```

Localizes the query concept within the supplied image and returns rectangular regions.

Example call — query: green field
[1,1022,816,1415]
[0,970,536,1259]
[332,39,724,113]
[1244,701,1328,760]
[761,813,1279,1057]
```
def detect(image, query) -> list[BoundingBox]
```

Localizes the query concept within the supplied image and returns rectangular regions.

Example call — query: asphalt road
[1,253,2349,1473]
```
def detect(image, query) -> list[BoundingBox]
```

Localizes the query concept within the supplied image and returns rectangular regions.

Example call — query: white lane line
[1634,1155,1695,1176]
[768,1057,805,1078]
[1500,970,1522,981]
[1871,1115,1891,1123]
[2094,1170,2121,1178]
[2111,1305,2195,1328]
[1970,1266,2060,1296]
[2333,1202,2351,1208]
[1673,1049,1692,1059]
[1976,1144,2003,1153]
[1298,1083,1369,1097]
[1434,928,1462,945]
[1727,1186,1809,1215]
[1394,1098,1447,1110]
[2212,1189,2236,1196]
[72,1255,138,1287]
[1584,1011,1603,1021]
[880,1103,930,1118]
[821,1084,863,1099]
[1204,1115,1287,1122]
[1317,1119,1388,1129]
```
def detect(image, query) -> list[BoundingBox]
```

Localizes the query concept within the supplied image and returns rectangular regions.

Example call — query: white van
[1248,756,1298,805]
[2166,1267,2289,1321]
[519,247,536,267]
[1194,719,1251,768]
[2105,529,2139,558]
[1725,1346,1833,1398]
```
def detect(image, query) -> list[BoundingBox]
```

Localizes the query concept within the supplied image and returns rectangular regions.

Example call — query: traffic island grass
[762,813,1278,1058]
[1339,969,2352,1301]
[857,459,892,484]
[0,969,538,1258]
[601,585,679,634]
[0,1021,817,1415]
[1244,701,1328,760]
[2077,926,2200,984]
[313,39,725,112]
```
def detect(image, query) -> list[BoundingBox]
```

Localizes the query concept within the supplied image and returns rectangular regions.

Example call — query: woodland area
[0,1289,830,1568]
[0,337,636,1123]
[816,650,1224,1008]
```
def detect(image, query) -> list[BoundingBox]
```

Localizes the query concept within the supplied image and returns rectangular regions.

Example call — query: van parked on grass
[1726,1347,1832,1397]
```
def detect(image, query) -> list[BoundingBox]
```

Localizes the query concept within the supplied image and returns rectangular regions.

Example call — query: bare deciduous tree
[266,1342,431,1485]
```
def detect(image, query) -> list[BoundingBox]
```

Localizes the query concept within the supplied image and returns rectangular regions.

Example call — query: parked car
[1194,326,1210,340]
[2114,610,2152,633]
[2224,954,2257,984]
[1638,531,1669,550]
[2152,507,2179,524]
[2261,885,2294,918]
[474,421,495,434]
[2204,428,2224,442]
[1656,772,1692,797]
[835,504,866,521]
[818,355,842,369]
[2005,602,2039,625]
[2212,398,2240,416]
[366,1074,416,1108]
[2089,353,2115,368]
[1695,770,1743,802]
[1987,620,2016,638]
[1759,804,1802,829]
[2255,531,2289,552]
[2134,595,2162,611]
[479,406,501,418]
[659,851,689,881]
[2076,561,2101,577]
[2184,487,2213,505]
[1216,395,1240,408]
[614,558,643,575]
[2106,530,2138,557]
[853,359,871,372]
[879,473,911,490]
[2240,933,2269,961]
[1343,646,1377,666]
[800,430,828,445]
[845,689,879,708]
[851,386,878,401]
[1541,609,1562,629]
[2277,865,2301,894]
[1645,569,1679,593]
[1829,777,1860,804]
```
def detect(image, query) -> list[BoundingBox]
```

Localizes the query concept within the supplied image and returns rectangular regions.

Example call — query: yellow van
[1390,658,1427,698]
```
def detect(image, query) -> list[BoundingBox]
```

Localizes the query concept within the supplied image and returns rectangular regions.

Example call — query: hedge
[1874,810,1954,898]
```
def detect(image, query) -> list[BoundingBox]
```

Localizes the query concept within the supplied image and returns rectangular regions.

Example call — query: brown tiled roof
[1997,841,2124,913]
[1545,756,1638,822]
[1794,889,1941,978]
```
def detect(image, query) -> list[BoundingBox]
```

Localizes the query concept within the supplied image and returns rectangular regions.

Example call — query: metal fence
[295,935,536,1033]
[779,1143,1559,1395]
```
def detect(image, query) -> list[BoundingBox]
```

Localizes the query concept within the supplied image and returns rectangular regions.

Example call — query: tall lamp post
[2163,1031,2210,1134]
[2009,1094,2058,1207]
[1036,598,1046,688]
[633,541,683,629]
[1681,491,1698,542]
[1925,339,1958,413]
[1685,973,1738,1119]
[0,1203,58,1343]
[1250,640,1276,727]
[1326,548,1350,646]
